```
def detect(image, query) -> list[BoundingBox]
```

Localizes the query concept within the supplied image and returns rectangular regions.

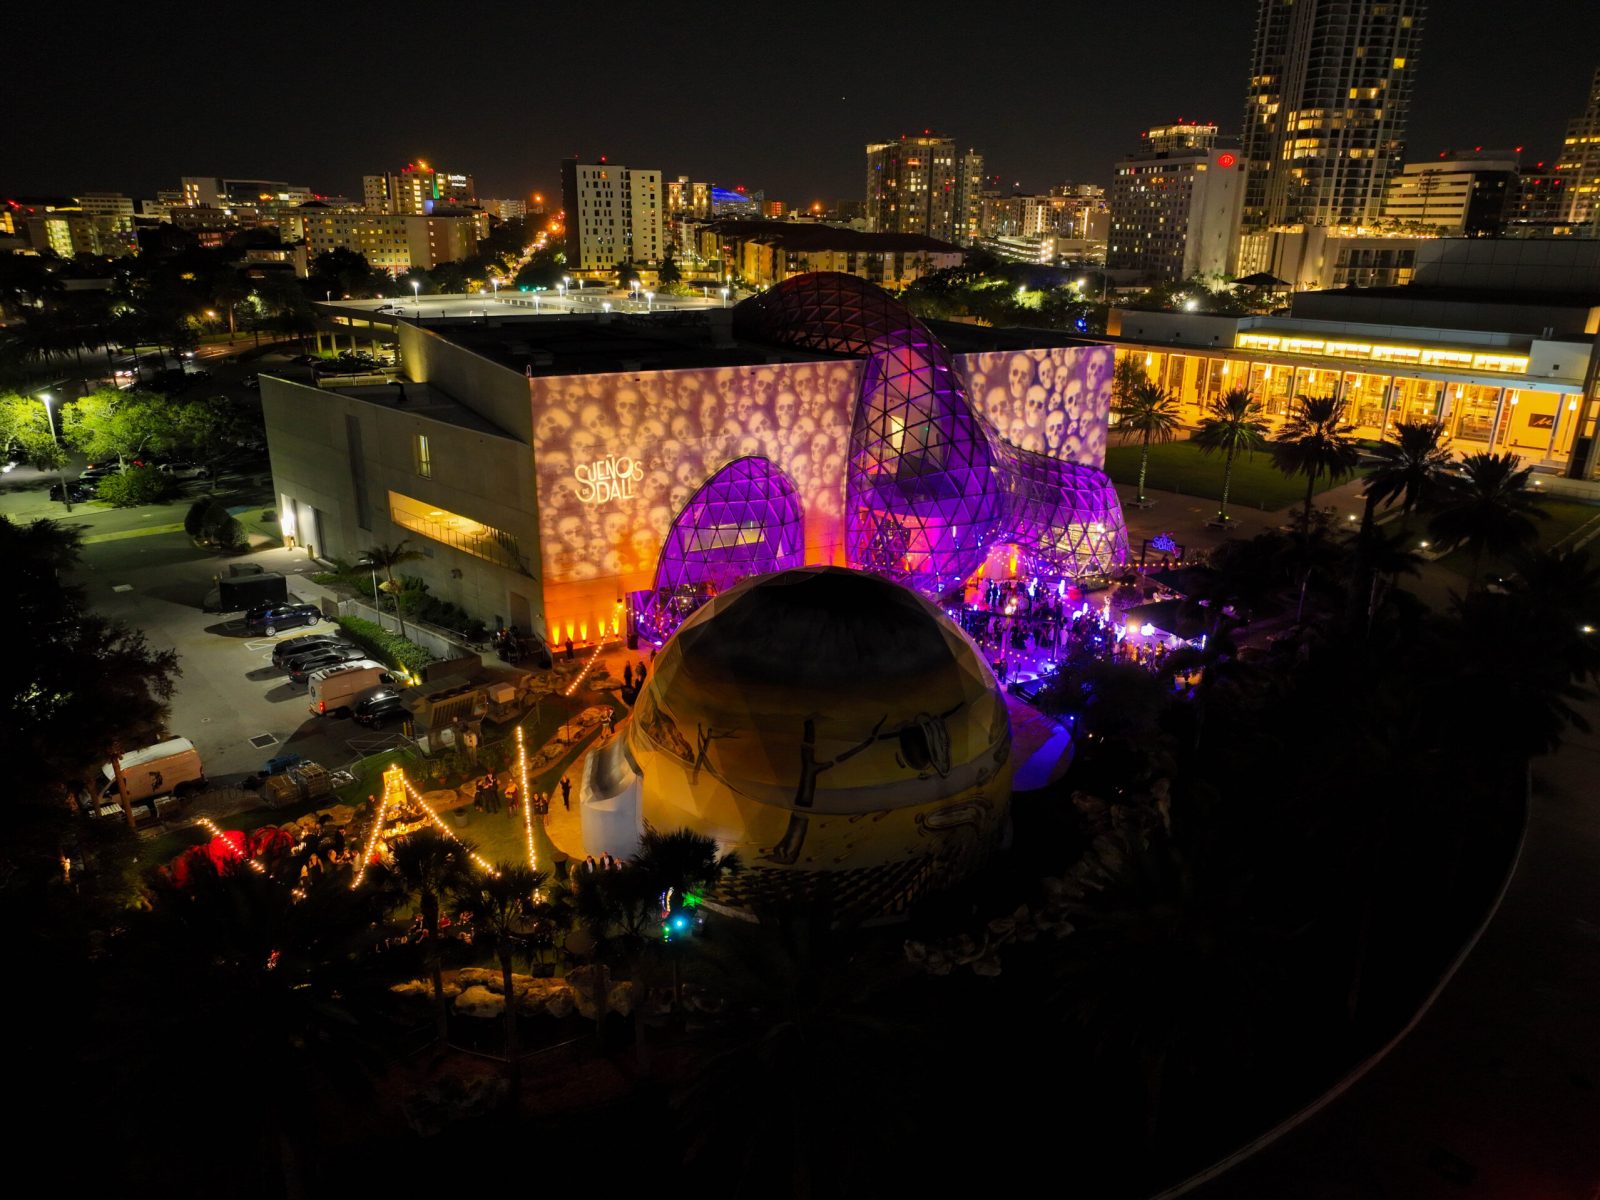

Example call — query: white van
[308,660,397,717]
[98,737,206,808]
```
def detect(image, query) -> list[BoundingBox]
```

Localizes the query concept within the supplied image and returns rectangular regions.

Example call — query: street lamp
[720,287,730,308]
[491,278,499,299]
[602,301,612,313]
[644,290,654,311]
[38,392,71,513]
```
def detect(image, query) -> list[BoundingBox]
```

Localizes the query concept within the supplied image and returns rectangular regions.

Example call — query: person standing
[560,775,571,811]
[565,636,575,661]
[623,662,634,689]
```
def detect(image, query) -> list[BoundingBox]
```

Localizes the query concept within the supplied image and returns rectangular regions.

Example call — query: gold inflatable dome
[615,566,1013,919]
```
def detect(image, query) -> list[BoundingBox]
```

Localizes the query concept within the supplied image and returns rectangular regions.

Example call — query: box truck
[308,660,397,717]
[209,572,289,613]
[92,737,206,817]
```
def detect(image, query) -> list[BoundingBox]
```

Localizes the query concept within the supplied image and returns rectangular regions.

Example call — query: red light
[1217,152,1238,169]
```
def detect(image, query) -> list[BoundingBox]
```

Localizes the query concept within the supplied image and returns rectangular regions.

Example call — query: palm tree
[1113,379,1183,506]
[1190,387,1269,523]
[359,539,423,640]
[1363,420,1451,531]
[456,865,545,1087]
[388,827,477,1042]
[633,825,742,1007]
[1426,452,1545,590]
[1269,394,1361,531]
[1111,353,1147,409]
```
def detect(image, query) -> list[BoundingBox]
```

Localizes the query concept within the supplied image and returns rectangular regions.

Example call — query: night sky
[8,0,1598,206]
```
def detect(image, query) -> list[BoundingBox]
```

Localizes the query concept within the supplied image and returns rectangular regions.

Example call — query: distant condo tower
[1242,0,1426,229]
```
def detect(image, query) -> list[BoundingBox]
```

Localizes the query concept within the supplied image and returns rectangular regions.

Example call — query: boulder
[542,988,575,1019]
[453,984,504,1018]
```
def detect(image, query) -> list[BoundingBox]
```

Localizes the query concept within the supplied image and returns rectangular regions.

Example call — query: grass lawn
[1436,497,1600,580]
[1103,440,1354,511]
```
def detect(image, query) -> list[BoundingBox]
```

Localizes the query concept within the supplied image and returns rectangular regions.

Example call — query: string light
[517,725,537,872]
[398,773,499,875]
[350,765,402,888]
[196,816,266,874]
[563,643,604,696]
[353,762,498,886]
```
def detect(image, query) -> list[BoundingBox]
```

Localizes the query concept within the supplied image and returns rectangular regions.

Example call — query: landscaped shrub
[335,614,436,674]
[96,466,177,508]
[186,498,232,545]
[218,516,248,553]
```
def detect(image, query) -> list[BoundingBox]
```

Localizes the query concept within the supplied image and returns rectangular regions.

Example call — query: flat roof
[1295,284,1600,309]
[437,312,855,378]
[264,375,517,438]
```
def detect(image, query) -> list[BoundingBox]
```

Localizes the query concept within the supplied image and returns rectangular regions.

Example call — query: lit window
[414,433,432,478]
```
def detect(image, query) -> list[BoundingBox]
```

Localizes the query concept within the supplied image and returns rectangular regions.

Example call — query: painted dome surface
[623,566,1012,900]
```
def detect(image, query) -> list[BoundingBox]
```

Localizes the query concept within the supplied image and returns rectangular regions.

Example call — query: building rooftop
[1295,283,1600,309]
[438,311,856,378]
[264,375,519,438]
[705,218,961,255]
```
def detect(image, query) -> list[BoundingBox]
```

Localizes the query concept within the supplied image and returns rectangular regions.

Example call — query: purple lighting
[635,456,805,641]
[734,273,1129,596]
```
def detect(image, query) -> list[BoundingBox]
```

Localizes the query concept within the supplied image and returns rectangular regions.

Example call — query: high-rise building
[560,158,665,269]
[482,198,528,221]
[1380,151,1518,236]
[865,133,974,243]
[363,163,476,215]
[1556,66,1600,229]
[296,205,481,273]
[1108,122,1246,282]
[953,149,985,245]
[1242,0,1425,229]
[78,193,137,255]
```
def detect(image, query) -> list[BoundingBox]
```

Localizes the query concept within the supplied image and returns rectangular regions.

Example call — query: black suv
[352,688,408,727]
[245,603,323,636]
[287,643,368,683]
[271,634,352,669]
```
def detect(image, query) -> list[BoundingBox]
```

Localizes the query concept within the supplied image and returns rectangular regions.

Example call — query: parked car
[158,460,210,480]
[80,464,120,481]
[244,602,323,636]
[50,480,95,502]
[287,643,368,682]
[352,687,409,727]
[271,633,352,668]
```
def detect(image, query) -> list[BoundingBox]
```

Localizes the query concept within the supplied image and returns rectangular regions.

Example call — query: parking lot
[75,537,411,784]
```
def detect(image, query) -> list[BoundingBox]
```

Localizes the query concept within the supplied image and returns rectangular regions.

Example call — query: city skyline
[6,0,1597,205]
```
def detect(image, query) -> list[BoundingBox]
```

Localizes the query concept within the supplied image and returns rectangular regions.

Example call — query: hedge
[334,615,436,675]
[96,467,177,508]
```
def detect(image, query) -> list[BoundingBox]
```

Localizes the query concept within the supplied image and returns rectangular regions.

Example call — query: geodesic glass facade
[730,272,1129,598]
[635,456,805,642]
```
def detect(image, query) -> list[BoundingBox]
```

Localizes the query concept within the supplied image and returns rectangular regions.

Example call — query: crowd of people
[960,565,1208,689]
